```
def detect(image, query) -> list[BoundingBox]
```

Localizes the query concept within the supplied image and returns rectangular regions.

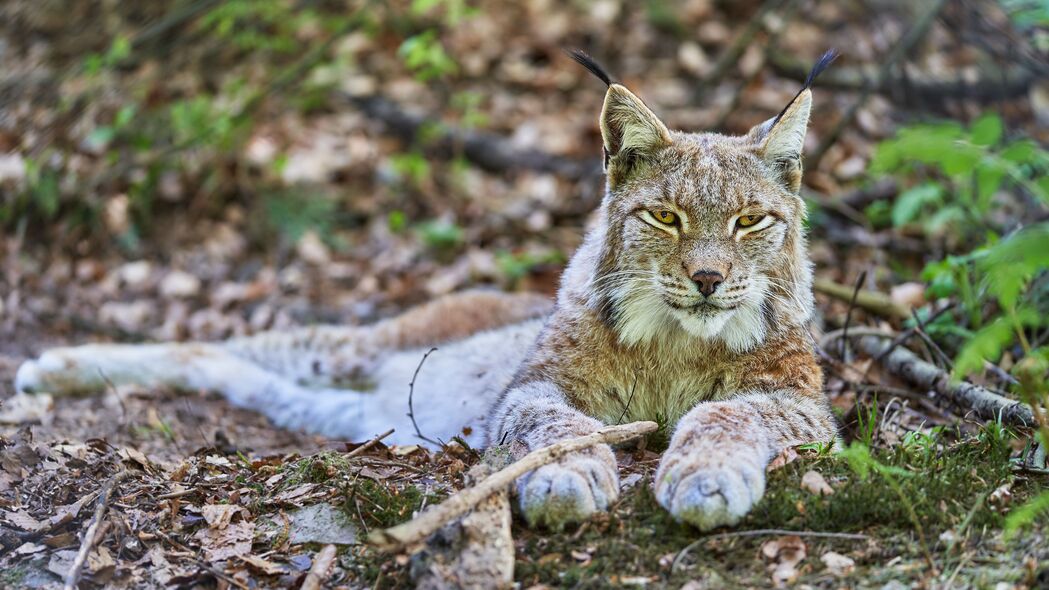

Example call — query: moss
[334,434,1047,588]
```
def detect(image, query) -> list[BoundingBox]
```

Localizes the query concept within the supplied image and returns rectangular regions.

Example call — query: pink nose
[691,270,724,297]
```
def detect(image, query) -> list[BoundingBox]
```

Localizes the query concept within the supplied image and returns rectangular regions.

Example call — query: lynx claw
[655,460,765,531]
[517,453,618,530]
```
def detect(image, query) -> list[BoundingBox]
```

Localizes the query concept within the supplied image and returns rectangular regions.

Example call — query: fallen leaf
[761,535,807,588]
[767,447,799,472]
[201,504,241,529]
[15,542,47,555]
[821,551,855,576]
[4,509,47,532]
[241,554,286,575]
[195,520,255,562]
[890,282,925,311]
[801,470,834,496]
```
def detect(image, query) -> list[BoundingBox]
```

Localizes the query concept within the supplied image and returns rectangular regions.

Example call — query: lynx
[15,51,839,531]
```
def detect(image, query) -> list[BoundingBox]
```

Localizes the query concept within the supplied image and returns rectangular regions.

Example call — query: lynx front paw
[516,448,619,530]
[654,456,765,531]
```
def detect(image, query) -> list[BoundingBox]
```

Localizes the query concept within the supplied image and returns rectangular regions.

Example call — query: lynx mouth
[662,297,738,314]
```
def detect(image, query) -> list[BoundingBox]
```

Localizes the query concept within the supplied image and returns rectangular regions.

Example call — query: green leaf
[953,315,1022,378]
[980,222,1049,309]
[892,183,943,227]
[970,113,1003,146]
[1005,490,1049,538]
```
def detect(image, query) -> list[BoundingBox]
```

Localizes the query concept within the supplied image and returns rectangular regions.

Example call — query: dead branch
[407,348,443,448]
[856,335,1036,427]
[300,544,338,590]
[769,54,1036,106]
[343,94,602,180]
[810,0,949,168]
[344,428,395,460]
[63,470,132,590]
[813,277,909,320]
[368,420,658,550]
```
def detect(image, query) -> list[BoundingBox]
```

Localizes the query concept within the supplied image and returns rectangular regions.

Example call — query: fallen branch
[368,421,658,549]
[63,470,132,590]
[344,428,395,460]
[300,544,338,590]
[344,94,602,180]
[813,277,909,320]
[856,335,1036,427]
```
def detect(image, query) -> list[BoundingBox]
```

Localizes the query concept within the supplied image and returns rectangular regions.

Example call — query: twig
[840,271,868,360]
[856,335,1037,427]
[615,375,639,425]
[64,470,132,590]
[810,0,949,168]
[672,528,869,571]
[344,428,395,460]
[300,544,338,590]
[368,421,658,549]
[813,277,910,319]
[407,348,443,447]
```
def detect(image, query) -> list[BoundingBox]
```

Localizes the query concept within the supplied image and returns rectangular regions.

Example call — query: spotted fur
[16,53,839,531]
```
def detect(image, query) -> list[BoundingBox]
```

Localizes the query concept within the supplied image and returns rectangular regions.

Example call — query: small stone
[159,271,201,299]
[117,261,153,289]
[821,551,855,576]
[296,231,331,265]
[678,42,710,77]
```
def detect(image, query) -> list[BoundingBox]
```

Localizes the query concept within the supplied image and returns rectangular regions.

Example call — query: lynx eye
[737,214,765,228]
[653,210,677,225]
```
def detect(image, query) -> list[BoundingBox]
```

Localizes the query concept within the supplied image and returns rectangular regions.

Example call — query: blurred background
[0,0,1048,440]
[1,2,1049,586]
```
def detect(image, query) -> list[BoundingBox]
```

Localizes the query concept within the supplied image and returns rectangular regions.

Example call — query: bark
[857,335,1037,427]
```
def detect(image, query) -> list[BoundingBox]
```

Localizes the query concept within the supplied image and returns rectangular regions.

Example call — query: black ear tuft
[803,48,839,89]
[773,49,839,125]
[565,48,614,87]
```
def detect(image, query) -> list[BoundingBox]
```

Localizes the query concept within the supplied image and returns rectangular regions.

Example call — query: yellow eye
[653,210,677,225]
[737,214,765,228]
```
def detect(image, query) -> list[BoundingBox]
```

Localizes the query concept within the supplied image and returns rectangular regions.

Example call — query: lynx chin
[16,50,840,531]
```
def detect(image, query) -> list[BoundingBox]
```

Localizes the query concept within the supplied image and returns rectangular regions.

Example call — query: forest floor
[1,0,1048,588]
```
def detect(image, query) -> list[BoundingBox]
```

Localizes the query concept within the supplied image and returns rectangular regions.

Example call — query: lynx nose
[691,270,724,297]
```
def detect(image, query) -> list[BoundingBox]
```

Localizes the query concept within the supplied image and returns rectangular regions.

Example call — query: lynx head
[570,50,836,353]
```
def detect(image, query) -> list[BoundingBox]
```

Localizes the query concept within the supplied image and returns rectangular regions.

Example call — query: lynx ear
[749,49,837,193]
[749,89,812,193]
[600,84,671,181]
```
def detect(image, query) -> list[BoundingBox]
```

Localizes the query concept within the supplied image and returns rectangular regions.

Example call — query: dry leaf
[801,470,834,496]
[195,520,255,562]
[4,509,47,532]
[821,551,855,576]
[767,447,799,472]
[201,503,240,529]
[761,535,807,588]
[241,554,286,575]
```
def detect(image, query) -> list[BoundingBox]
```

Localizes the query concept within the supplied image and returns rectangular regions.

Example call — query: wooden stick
[368,421,658,549]
[813,277,909,320]
[63,470,132,590]
[300,544,338,590]
[344,428,395,460]
[856,335,1036,427]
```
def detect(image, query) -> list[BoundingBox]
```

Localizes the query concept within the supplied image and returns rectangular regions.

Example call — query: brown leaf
[761,536,807,588]
[241,554,285,575]
[800,470,834,496]
[195,520,255,562]
[201,503,241,529]
[767,447,799,472]
[4,509,47,532]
